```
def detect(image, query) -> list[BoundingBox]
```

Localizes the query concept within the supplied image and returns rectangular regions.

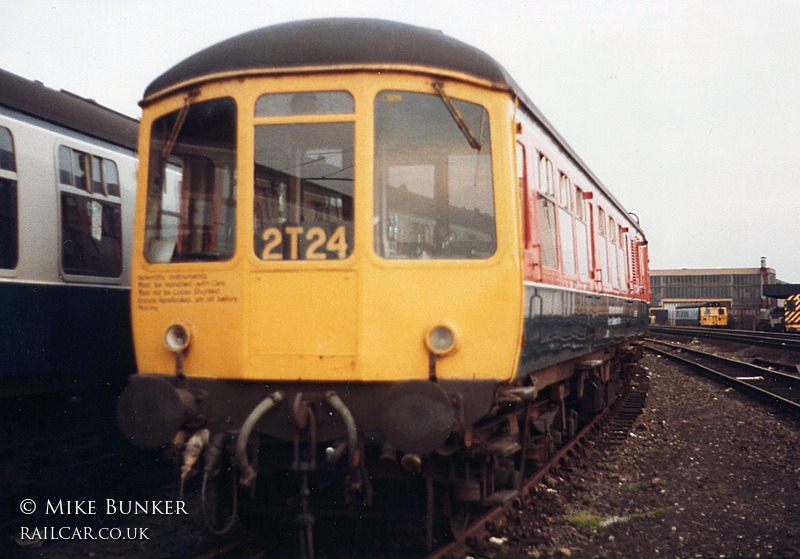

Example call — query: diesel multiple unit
[115,19,650,552]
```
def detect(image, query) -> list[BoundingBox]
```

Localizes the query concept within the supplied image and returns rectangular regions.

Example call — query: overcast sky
[3,0,799,281]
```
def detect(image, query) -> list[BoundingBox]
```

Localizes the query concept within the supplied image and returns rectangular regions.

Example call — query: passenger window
[72,150,89,190]
[91,156,104,194]
[597,208,608,282]
[58,145,123,277]
[608,217,618,286]
[558,174,571,210]
[574,187,590,278]
[58,146,73,186]
[574,188,585,221]
[536,153,558,269]
[558,173,575,275]
[60,193,123,277]
[0,126,18,269]
[617,224,627,285]
[103,160,120,197]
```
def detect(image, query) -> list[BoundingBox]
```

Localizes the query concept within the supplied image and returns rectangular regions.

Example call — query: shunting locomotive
[116,18,649,553]
[673,302,730,327]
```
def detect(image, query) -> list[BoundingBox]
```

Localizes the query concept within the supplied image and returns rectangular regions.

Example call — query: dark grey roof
[763,284,800,299]
[144,18,516,99]
[0,68,138,151]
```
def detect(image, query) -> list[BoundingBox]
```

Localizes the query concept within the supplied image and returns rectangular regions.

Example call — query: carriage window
[91,156,104,194]
[58,146,73,185]
[374,90,495,259]
[608,217,618,286]
[574,188,585,220]
[253,121,354,260]
[61,193,122,277]
[558,173,575,275]
[597,207,608,283]
[57,146,123,277]
[536,154,558,269]
[558,174,571,210]
[104,160,120,197]
[574,186,589,278]
[0,126,18,269]
[72,150,89,190]
[538,155,554,195]
[58,146,120,196]
[618,224,627,286]
[145,97,237,263]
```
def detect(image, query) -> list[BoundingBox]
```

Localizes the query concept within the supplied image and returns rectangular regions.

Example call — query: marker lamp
[164,323,191,353]
[425,324,457,356]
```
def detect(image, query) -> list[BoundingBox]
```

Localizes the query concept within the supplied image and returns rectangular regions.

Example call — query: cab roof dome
[144,18,518,100]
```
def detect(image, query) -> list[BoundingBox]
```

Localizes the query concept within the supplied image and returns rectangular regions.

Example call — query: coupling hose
[236,391,284,488]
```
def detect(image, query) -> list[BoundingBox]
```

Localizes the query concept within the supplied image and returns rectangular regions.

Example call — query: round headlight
[164,323,191,353]
[425,324,457,356]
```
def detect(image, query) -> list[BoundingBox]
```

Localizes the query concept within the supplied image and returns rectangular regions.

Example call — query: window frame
[252,90,356,264]
[556,171,576,276]
[144,96,238,265]
[57,144,124,283]
[596,206,609,284]
[535,152,559,270]
[0,125,18,272]
[372,88,496,261]
[573,185,591,280]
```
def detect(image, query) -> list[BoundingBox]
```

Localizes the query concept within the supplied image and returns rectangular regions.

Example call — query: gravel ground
[485,346,800,559]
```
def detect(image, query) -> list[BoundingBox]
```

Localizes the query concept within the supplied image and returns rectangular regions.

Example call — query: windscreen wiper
[161,89,200,159]
[432,81,482,151]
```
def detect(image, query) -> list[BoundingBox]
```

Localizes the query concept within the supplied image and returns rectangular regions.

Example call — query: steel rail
[645,339,800,415]
[648,326,800,352]
[426,366,650,559]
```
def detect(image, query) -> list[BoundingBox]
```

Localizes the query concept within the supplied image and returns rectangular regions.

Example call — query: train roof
[144,18,513,100]
[143,18,644,239]
[675,301,728,309]
[763,284,800,299]
[0,68,139,151]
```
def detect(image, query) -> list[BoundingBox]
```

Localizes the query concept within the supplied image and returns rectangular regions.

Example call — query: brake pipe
[236,391,284,488]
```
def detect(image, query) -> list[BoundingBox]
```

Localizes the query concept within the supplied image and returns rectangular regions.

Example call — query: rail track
[648,325,800,352]
[424,365,650,559]
[645,339,800,415]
